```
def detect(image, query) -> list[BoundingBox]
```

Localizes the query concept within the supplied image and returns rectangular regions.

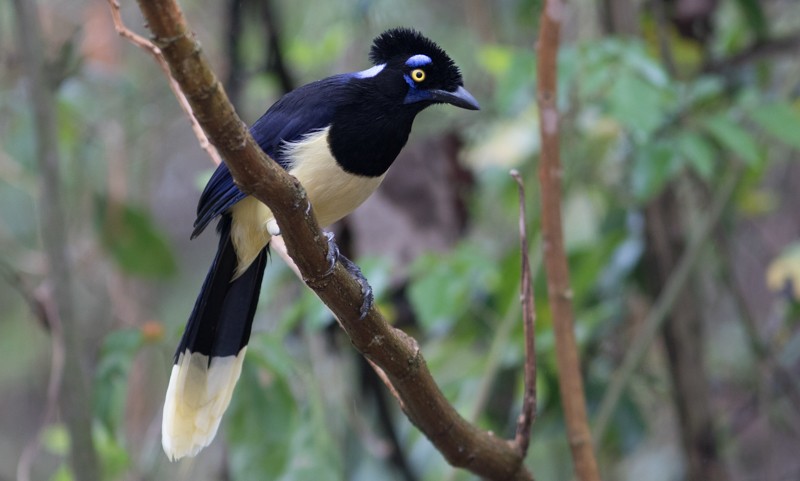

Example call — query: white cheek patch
[355,63,386,78]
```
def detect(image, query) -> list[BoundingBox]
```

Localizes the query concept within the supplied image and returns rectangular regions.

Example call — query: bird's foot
[323,231,374,320]
[323,231,339,277]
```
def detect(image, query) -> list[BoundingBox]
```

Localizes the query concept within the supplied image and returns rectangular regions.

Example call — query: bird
[161,27,479,461]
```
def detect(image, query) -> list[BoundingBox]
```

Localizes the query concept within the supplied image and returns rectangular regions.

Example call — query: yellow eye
[411,68,426,82]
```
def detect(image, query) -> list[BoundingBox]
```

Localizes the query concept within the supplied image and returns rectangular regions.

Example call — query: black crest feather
[370,28,463,87]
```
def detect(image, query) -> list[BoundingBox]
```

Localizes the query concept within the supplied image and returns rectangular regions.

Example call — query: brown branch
[13,0,100,479]
[130,0,534,478]
[107,0,223,166]
[535,1,602,480]
[510,170,537,457]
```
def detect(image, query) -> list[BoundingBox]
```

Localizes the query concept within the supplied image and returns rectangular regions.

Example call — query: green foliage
[94,329,145,437]
[3,1,799,479]
[702,114,763,165]
[94,196,178,278]
[749,102,800,151]
[226,337,343,481]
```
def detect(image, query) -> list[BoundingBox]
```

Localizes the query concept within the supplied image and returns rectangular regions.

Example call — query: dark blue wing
[191,75,351,238]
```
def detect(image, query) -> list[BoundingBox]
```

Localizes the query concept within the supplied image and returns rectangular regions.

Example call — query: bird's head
[359,27,480,112]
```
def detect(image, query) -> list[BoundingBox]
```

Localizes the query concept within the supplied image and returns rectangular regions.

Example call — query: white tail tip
[161,348,246,461]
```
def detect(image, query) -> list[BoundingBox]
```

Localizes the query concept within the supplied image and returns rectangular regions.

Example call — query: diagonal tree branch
[128,0,534,478]
[535,0,601,480]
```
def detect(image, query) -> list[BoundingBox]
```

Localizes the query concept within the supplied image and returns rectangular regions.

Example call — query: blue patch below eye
[403,74,416,88]
[403,86,432,105]
[405,54,432,67]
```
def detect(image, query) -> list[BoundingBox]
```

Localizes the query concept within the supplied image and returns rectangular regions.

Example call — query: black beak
[430,86,480,111]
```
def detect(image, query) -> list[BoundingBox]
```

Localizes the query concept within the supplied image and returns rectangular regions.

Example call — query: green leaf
[631,141,678,201]
[607,73,668,141]
[733,0,768,40]
[702,115,763,165]
[43,424,70,456]
[677,132,716,179]
[227,360,296,480]
[94,423,130,480]
[94,196,178,278]
[749,102,800,151]
[50,464,74,481]
[408,243,498,334]
[93,329,144,437]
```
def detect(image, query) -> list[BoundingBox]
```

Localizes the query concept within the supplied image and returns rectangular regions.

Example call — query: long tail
[162,215,268,460]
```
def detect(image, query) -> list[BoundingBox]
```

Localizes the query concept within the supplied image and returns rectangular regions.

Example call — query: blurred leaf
[94,423,130,480]
[408,243,498,334]
[50,465,74,481]
[607,73,668,141]
[737,189,778,216]
[94,196,178,278]
[702,115,762,165]
[93,329,145,437]
[43,423,70,456]
[477,45,536,114]
[631,141,678,201]
[227,357,296,480]
[733,0,768,40]
[677,132,716,179]
[749,103,800,151]
[277,394,341,481]
[683,76,724,108]
[477,45,515,76]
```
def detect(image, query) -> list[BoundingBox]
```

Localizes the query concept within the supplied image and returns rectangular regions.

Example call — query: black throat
[327,79,425,177]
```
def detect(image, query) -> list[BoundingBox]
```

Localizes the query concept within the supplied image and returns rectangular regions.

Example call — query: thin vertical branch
[12,0,100,479]
[535,1,602,480]
[510,170,537,457]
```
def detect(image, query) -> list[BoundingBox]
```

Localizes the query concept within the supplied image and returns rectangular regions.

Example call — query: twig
[106,0,223,166]
[593,166,742,441]
[16,283,66,481]
[510,170,537,457]
[703,32,800,74]
[535,1,601,479]
[129,0,534,478]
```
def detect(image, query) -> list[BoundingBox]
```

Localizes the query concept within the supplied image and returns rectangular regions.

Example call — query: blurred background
[2,0,800,480]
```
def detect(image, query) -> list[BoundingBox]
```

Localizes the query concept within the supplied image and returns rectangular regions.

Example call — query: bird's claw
[322,231,373,320]
[323,231,338,277]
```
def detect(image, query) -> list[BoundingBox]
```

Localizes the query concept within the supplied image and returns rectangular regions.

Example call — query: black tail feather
[176,215,269,362]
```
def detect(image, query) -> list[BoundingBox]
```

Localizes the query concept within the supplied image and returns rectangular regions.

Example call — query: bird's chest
[284,127,385,227]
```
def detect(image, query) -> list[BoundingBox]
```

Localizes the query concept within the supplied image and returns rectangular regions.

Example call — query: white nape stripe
[355,63,385,78]
[162,348,246,461]
[405,54,432,67]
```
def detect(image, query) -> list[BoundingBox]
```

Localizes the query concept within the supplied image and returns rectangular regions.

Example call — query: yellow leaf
[766,243,800,300]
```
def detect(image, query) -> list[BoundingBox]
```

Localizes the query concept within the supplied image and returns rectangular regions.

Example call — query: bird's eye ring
[410,68,426,83]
